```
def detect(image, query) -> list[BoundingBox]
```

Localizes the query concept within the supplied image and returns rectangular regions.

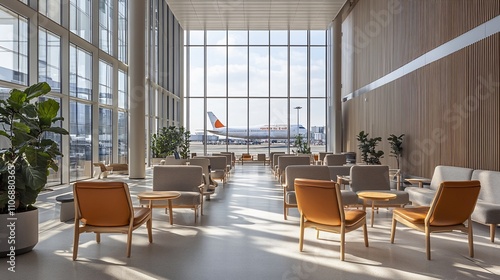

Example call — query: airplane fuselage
[208,125,307,139]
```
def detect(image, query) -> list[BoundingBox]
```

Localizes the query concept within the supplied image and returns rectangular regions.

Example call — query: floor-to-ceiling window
[185,30,327,156]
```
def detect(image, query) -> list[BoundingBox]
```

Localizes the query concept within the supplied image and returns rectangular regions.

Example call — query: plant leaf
[25,82,51,100]
[7,89,27,110]
[37,99,60,127]
[45,126,69,135]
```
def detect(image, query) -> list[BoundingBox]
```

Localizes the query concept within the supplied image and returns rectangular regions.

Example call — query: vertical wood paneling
[342,32,500,178]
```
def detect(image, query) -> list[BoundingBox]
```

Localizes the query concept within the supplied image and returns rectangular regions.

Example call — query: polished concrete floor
[2,164,500,280]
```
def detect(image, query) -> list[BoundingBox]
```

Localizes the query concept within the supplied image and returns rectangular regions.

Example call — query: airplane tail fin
[207,111,225,129]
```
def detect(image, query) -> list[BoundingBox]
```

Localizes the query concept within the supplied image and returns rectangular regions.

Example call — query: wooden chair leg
[147,216,153,243]
[468,218,474,258]
[96,232,101,243]
[425,229,431,260]
[491,224,496,243]
[72,228,80,261]
[299,215,305,252]
[340,228,345,261]
[390,216,397,244]
[126,228,133,258]
[363,223,369,247]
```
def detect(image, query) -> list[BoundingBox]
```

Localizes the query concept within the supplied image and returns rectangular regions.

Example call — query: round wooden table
[137,191,181,225]
[357,191,397,227]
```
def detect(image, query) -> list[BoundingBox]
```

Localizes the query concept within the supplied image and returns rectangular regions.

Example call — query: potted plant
[151,126,191,164]
[292,134,311,154]
[0,82,68,256]
[387,134,404,169]
[356,131,384,164]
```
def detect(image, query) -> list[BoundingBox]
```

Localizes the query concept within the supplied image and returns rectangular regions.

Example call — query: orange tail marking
[215,120,224,128]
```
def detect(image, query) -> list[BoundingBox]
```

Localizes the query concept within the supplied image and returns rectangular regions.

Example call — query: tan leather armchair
[72,181,152,260]
[390,180,481,260]
[295,178,368,261]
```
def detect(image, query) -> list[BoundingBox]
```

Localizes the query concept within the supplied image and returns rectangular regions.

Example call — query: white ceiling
[166,0,348,30]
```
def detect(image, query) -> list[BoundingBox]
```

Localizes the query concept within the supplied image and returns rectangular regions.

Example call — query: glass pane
[249,47,269,97]
[118,111,128,163]
[270,30,287,45]
[206,47,226,97]
[290,47,307,97]
[188,98,205,155]
[69,101,92,181]
[270,47,287,97]
[269,98,288,152]
[290,99,308,140]
[189,47,204,97]
[99,107,113,163]
[249,30,268,45]
[118,0,128,62]
[70,0,92,42]
[39,28,61,92]
[118,70,127,108]
[310,30,325,45]
[227,98,248,151]
[249,98,269,154]
[228,30,247,45]
[0,7,28,85]
[310,98,326,152]
[39,97,62,185]
[189,30,204,45]
[39,0,61,23]
[228,47,247,97]
[70,45,92,100]
[99,60,112,105]
[207,30,226,45]
[290,30,307,45]
[310,47,326,97]
[206,98,226,153]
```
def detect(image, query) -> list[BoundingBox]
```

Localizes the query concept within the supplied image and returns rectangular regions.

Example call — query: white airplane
[207,111,307,139]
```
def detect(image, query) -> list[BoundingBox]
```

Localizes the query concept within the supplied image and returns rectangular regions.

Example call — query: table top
[137,191,181,200]
[357,191,397,200]
[405,178,431,184]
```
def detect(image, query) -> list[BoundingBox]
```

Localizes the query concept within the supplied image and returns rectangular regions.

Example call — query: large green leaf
[45,126,69,135]
[7,90,27,110]
[37,99,60,127]
[22,163,48,191]
[20,103,37,118]
[25,82,51,100]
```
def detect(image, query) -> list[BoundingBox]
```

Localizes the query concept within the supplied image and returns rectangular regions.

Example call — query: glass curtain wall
[0,1,133,184]
[185,30,327,156]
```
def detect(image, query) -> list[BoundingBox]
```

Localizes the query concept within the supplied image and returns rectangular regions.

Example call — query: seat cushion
[344,209,366,226]
[394,207,430,224]
[172,191,201,206]
[341,190,359,205]
[133,207,151,226]
[471,201,500,224]
[406,187,435,206]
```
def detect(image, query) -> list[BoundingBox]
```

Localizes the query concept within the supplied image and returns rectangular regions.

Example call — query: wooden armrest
[405,178,431,188]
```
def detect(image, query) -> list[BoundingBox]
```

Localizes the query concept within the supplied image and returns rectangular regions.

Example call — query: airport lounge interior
[0,0,499,279]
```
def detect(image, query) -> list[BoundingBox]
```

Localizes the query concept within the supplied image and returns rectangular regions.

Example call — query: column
[128,0,146,179]
[331,17,342,153]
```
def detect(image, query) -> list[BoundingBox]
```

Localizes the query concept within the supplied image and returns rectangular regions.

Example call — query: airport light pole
[294,106,302,136]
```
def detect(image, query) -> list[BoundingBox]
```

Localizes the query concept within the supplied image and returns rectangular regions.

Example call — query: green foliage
[356,131,384,165]
[151,126,191,159]
[387,134,404,169]
[292,134,311,154]
[0,82,69,213]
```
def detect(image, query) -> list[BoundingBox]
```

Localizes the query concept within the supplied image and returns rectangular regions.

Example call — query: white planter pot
[0,208,39,257]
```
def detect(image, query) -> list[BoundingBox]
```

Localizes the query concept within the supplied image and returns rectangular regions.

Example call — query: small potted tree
[0,82,69,256]
[356,131,384,164]
[388,133,405,189]
[292,134,311,155]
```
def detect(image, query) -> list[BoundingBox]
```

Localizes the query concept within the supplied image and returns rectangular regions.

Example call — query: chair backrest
[198,156,227,171]
[328,166,351,181]
[189,158,211,191]
[323,154,347,166]
[257,154,266,161]
[93,162,107,172]
[153,165,203,192]
[272,153,286,169]
[278,156,311,174]
[350,165,390,192]
[429,165,473,191]
[73,181,132,227]
[319,152,333,161]
[163,157,189,165]
[295,179,343,226]
[427,181,481,226]
[214,153,232,167]
[285,165,331,191]
[471,170,500,203]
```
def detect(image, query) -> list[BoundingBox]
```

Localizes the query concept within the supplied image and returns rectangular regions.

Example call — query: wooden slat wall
[342,0,500,178]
